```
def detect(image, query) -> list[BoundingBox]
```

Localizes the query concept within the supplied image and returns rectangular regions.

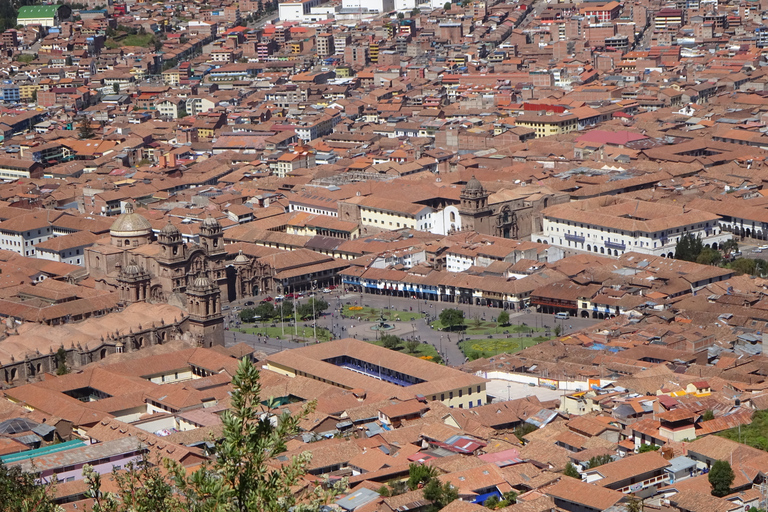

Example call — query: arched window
[449,211,456,222]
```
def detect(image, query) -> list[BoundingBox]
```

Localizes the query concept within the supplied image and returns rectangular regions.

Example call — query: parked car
[244,300,255,306]
[322,288,331,293]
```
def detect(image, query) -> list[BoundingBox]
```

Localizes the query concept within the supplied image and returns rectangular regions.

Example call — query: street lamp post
[440,334,443,358]
[312,280,317,342]
[278,284,284,337]
[293,286,298,339]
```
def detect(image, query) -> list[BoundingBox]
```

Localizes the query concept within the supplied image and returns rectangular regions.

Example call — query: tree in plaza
[696,247,722,266]
[0,460,59,512]
[239,308,257,323]
[563,462,580,479]
[405,339,420,354]
[297,298,329,320]
[279,299,294,319]
[84,358,343,512]
[674,233,704,262]
[553,324,562,337]
[381,334,401,350]
[496,310,509,326]
[721,238,739,257]
[730,258,757,276]
[254,302,276,321]
[709,459,735,497]
[439,308,464,331]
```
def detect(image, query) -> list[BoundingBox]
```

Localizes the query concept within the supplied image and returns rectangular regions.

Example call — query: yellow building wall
[360,207,416,230]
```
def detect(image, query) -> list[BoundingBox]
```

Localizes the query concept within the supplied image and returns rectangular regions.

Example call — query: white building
[278,0,326,21]
[539,198,730,258]
[341,0,394,14]
[35,231,98,266]
[430,205,462,236]
[0,212,56,257]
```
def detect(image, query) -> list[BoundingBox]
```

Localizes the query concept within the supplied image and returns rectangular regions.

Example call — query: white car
[322,288,331,293]
[275,295,285,301]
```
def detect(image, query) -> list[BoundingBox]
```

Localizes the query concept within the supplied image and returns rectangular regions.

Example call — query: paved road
[225,292,600,366]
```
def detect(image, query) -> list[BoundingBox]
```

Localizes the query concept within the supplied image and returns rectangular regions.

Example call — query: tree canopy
[674,233,704,262]
[709,459,734,497]
[439,308,464,331]
[81,358,343,512]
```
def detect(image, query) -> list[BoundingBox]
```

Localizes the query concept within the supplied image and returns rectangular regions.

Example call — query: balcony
[565,233,585,243]
[604,240,626,250]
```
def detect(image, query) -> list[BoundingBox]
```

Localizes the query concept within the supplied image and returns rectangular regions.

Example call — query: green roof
[1,439,85,464]
[17,5,62,19]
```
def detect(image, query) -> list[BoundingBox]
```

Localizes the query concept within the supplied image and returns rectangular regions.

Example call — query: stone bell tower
[186,271,224,347]
[459,175,492,233]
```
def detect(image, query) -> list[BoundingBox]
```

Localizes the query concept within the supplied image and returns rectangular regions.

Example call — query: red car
[263,296,273,302]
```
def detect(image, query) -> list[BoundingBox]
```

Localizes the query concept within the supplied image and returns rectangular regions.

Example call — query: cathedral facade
[85,203,272,347]
[458,177,569,240]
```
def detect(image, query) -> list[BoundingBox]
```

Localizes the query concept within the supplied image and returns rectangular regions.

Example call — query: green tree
[84,454,180,512]
[563,462,580,479]
[513,422,537,442]
[626,496,643,512]
[721,239,739,257]
[484,496,499,509]
[407,463,438,490]
[56,346,69,375]
[696,247,722,266]
[239,308,256,323]
[381,334,401,350]
[638,444,660,453]
[30,88,37,103]
[113,83,121,93]
[405,339,420,354]
[553,324,562,337]
[0,460,58,512]
[674,233,703,262]
[496,310,509,326]
[443,1,451,8]
[730,258,757,276]
[254,302,276,321]
[298,298,329,320]
[86,358,342,512]
[588,454,613,469]
[77,115,95,139]
[702,409,715,421]
[709,459,734,497]
[497,491,517,507]
[397,12,404,19]
[439,308,464,331]
[422,478,457,511]
[279,300,294,319]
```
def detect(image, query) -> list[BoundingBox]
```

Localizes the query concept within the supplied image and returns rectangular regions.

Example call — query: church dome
[160,220,181,237]
[234,250,249,264]
[124,261,143,276]
[464,176,484,194]
[201,215,221,230]
[110,202,152,236]
[193,274,212,289]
